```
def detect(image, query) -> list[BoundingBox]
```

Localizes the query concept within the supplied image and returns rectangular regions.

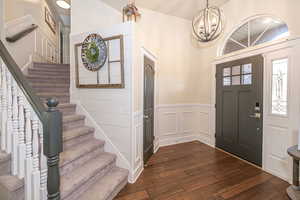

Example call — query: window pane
[223,39,244,55]
[223,17,289,55]
[223,77,231,86]
[231,23,249,47]
[242,74,252,85]
[272,58,288,115]
[232,66,240,75]
[242,64,252,74]
[232,76,240,85]
[223,67,231,76]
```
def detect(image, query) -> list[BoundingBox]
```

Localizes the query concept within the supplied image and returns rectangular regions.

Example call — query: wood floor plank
[116,141,289,200]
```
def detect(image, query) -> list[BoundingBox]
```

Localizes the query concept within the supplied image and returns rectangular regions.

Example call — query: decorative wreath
[81,33,107,71]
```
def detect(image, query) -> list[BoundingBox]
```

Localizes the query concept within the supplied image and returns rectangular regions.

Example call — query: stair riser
[33,64,70,70]
[0,160,10,176]
[33,87,69,93]
[33,63,69,68]
[106,177,128,200]
[27,77,70,82]
[40,97,70,104]
[60,147,104,176]
[28,69,70,75]
[29,73,69,79]
[58,108,76,116]
[63,161,116,200]
[63,119,85,131]
[0,184,24,200]
[64,133,94,150]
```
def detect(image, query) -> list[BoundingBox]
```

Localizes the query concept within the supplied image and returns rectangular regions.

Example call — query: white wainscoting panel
[157,104,213,147]
[131,104,213,182]
[132,111,143,183]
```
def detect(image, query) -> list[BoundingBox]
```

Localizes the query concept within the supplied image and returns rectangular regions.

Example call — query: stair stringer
[73,100,133,182]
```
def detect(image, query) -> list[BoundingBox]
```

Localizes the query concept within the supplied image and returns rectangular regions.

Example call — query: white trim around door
[211,38,300,183]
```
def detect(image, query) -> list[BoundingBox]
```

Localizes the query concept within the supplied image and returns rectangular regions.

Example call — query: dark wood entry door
[216,55,263,166]
[143,56,155,164]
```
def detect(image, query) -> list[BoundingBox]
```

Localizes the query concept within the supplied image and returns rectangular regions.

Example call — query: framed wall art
[74,35,125,88]
[45,7,56,34]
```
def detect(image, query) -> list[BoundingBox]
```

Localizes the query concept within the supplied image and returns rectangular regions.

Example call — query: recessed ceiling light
[56,0,70,9]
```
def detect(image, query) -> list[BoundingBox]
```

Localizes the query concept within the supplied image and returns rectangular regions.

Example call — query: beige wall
[5,0,60,45]
[71,0,122,35]
[0,0,4,40]
[198,0,300,105]
[133,8,204,111]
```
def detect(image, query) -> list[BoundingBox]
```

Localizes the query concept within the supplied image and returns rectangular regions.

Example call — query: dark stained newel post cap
[46,98,59,111]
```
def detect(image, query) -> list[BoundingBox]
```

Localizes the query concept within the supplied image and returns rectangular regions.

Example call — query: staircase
[0,62,128,200]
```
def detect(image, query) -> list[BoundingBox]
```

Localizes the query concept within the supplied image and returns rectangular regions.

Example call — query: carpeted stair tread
[61,153,116,199]
[60,137,104,168]
[0,152,11,176]
[78,167,129,200]
[0,175,23,192]
[57,103,77,116]
[63,126,94,142]
[63,115,85,131]
[63,114,85,123]
[0,152,10,164]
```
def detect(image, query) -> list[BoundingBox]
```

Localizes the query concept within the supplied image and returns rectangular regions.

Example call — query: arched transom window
[223,16,289,55]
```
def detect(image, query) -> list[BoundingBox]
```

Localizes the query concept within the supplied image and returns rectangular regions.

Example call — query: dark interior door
[216,55,263,166]
[143,56,155,164]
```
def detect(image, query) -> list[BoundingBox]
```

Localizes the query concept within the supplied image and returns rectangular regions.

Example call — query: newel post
[44,98,63,200]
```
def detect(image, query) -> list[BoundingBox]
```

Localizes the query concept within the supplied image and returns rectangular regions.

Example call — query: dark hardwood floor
[116,141,290,200]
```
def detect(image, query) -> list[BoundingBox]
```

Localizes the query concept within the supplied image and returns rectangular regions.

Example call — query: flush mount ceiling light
[192,0,224,42]
[56,0,70,9]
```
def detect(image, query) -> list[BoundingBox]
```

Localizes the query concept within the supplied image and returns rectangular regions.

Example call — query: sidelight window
[271,58,288,115]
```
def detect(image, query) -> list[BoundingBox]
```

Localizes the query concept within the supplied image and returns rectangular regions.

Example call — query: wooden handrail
[5,24,38,43]
[0,40,46,122]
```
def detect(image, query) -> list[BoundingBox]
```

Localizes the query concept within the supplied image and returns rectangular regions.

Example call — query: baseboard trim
[130,162,143,184]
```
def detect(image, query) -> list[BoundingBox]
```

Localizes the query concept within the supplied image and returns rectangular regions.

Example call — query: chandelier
[192,0,224,42]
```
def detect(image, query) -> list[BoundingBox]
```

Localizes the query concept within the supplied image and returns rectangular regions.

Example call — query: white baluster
[31,114,40,200]
[39,122,47,200]
[11,80,19,175]
[1,66,7,151]
[0,63,3,139]
[0,62,3,116]
[18,91,26,179]
[6,71,12,153]
[24,104,33,200]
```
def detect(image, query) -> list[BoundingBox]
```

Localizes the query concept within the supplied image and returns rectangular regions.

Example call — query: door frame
[211,37,300,182]
[140,47,159,160]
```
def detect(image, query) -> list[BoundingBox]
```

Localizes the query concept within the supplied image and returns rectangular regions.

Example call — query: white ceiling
[49,0,71,26]
[101,0,229,20]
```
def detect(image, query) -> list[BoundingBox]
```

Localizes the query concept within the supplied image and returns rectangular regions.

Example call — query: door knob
[249,113,261,119]
[144,115,149,119]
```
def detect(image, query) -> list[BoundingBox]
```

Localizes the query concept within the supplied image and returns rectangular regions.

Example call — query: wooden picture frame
[45,7,56,34]
[75,35,125,89]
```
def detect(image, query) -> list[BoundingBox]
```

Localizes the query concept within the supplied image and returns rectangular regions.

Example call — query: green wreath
[85,42,100,63]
